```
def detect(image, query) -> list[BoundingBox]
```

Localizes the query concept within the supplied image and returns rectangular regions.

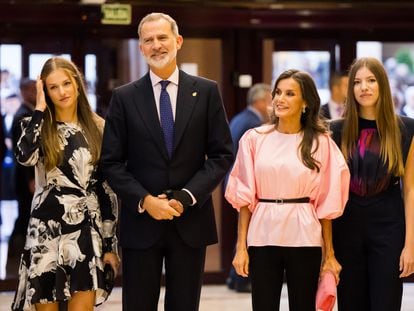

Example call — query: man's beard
[146,49,177,69]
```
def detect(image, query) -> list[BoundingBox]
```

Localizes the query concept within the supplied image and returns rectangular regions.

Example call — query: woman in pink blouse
[225,69,350,311]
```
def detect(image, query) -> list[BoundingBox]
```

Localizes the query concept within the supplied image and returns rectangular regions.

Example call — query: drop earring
[302,106,306,114]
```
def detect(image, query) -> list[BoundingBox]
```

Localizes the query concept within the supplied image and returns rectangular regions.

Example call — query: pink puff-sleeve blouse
[225,125,350,247]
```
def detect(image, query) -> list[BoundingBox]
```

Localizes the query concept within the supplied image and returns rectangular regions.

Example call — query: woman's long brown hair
[341,57,403,176]
[40,57,102,171]
[269,69,328,172]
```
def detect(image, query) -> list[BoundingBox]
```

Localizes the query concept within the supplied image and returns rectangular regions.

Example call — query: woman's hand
[321,255,342,285]
[103,252,120,278]
[320,219,341,283]
[399,245,414,278]
[232,248,249,277]
[35,76,47,112]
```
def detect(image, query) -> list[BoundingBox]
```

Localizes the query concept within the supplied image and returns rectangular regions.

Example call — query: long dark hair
[269,69,327,172]
[341,57,403,176]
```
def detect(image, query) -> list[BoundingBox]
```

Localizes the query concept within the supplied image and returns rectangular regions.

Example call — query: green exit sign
[101,4,132,25]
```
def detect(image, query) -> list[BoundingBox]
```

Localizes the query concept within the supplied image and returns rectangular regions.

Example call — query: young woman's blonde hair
[40,57,102,171]
[269,69,328,172]
[341,57,404,176]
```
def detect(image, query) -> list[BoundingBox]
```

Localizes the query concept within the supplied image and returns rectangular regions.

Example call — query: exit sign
[101,4,132,25]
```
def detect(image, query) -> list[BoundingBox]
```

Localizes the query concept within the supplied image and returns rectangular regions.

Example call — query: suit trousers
[122,222,206,311]
[248,245,322,311]
[333,187,404,311]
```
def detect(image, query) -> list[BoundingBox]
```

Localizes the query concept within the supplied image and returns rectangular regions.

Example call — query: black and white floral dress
[11,110,118,311]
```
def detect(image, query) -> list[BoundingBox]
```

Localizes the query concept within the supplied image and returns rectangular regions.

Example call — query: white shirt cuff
[138,199,145,213]
[182,188,196,206]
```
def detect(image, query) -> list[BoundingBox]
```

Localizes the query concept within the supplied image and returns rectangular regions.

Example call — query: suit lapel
[132,74,170,160]
[174,71,197,152]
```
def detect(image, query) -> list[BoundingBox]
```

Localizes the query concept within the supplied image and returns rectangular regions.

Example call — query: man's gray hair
[247,83,272,106]
[138,12,180,40]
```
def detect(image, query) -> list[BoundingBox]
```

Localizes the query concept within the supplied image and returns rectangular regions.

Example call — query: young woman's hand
[35,76,47,112]
[103,252,120,278]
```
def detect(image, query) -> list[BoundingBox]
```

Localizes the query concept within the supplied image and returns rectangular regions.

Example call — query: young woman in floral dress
[11,57,119,311]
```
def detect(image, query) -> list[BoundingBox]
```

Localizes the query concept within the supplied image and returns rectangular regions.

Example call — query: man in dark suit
[101,12,234,311]
[320,71,348,120]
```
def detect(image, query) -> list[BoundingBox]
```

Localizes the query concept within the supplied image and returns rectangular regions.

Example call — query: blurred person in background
[1,93,19,201]
[320,71,348,120]
[6,78,37,278]
[229,83,272,154]
[0,111,6,226]
[402,85,414,118]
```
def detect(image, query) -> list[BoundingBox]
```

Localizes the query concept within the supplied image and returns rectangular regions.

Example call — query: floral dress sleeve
[95,167,119,255]
[15,110,44,166]
[95,118,119,255]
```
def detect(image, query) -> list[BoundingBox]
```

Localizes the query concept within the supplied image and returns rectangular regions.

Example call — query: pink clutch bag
[315,271,337,311]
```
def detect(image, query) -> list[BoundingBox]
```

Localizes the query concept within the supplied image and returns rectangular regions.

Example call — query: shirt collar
[149,67,179,87]
[328,99,343,108]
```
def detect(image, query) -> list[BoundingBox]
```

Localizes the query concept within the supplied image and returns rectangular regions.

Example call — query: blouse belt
[258,197,310,204]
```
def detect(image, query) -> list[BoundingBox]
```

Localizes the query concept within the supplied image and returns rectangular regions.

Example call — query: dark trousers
[333,189,404,311]
[122,223,206,311]
[248,246,321,311]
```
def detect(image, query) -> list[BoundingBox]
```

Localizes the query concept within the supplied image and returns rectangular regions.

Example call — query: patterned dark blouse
[12,110,118,310]
[349,118,392,197]
[330,116,414,199]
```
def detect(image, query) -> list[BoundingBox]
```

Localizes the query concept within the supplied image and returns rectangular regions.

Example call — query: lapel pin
[192,92,197,97]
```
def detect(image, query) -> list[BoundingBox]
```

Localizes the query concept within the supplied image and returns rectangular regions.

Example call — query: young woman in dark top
[330,57,414,311]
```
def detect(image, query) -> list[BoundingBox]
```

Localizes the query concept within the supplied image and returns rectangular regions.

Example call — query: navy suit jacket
[101,70,234,249]
[229,108,262,155]
[320,103,331,120]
